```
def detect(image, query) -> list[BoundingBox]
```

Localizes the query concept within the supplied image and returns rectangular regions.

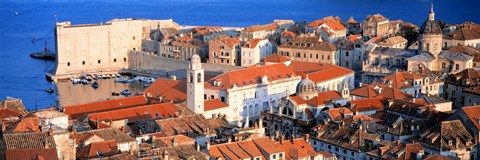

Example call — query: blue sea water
[0,0,479,110]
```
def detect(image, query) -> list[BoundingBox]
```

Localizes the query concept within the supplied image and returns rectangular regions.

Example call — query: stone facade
[277,36,337,64]
[52,19,179,79]
[363,14,390,39]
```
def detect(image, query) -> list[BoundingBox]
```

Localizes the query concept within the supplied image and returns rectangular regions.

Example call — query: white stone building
[240,38,274,66]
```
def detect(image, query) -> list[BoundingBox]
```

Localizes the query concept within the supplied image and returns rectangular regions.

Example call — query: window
[322,55,324,59]
[82,61,85,65]
[204,94,207,99]
[346,51,349,56]
[327,55,330,60]
[113,58,117,62]
[316,54,318,59]
[273,155,276,159]
[190,73,193,83]
[221,96,225,102]
[98,60,101,64]
[124,58,127,62]
[211,95,215,99]
[132,36,135,40]
[442,62,446,69]
[67,62,70,66]
[197,73,202,83]
[279,153,283,158]
[455,64,459,70]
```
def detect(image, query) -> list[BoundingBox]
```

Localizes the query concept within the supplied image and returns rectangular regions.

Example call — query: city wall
[128,51,243,79]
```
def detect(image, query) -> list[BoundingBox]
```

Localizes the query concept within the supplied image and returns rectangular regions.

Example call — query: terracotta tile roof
[204,99,228,111]
[366,14,388,22]
[252,137,285,155]
[382,71,424,90]
[154,135,195,147]
[444,25,480,40]
[344,114,374,124]
[6,148,59,160]
[447,45,480,62]
[237,140,264,158]
[351,84,413,100]
[348,17,359,24]
[348,34,362,42]
[351,85,378,98]
[274,138,316,159]
[281,31,296,39]
[155,115,231,136]
[289,95,307,105]
[4,132,56,150]
[4,114,40,133]
[278,35,336,51]
[312,122,379,152]
[144,78,187,103]
[325,107,353,121]
[288,61,354,83]
[242,38,266,48]
[307,19,325,28]
[246,23,278,32]
[444,68,480,87]
[264,53,291,63]
[192,26,223,36]
[74,128,135,144]
[63,95,149,120]
[306,91,343,106]
[411,120,474,151]
[77,140,118,159]
[349,97,386,112]
[460,105,480,131]
[0,108,22,121]
[205,63,298,90]
[88,102,179,122]
[324,21,346,31]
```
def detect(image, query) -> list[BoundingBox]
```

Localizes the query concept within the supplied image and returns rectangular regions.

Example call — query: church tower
[187,54,204,114]
[417,3,442,57]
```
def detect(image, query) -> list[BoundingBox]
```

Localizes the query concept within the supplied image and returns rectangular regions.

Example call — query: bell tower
[187,54,204,114]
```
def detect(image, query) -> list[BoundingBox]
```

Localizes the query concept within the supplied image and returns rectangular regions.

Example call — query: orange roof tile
[4,114,40,133]
[326,107,353,121]
[348,34,362,42]
[264,53,291,63]
[461,105,480,131]
[349,97,386,112]
[324,21,346,31]
[275,138,316,159]
[237,140,264,158]
[382,72,424,90]
[0,108,22,121]
[144,78,187,103]
[348,17,359,24]
[206,63,297,90]
[288,61,354,83]
[155,135,195,147]
[88,102,178,122]
[281,31,296,39]
[242,38,266,48]
[204,99,228,111]
[63,96,148,120]
[307,19,325,28]
[247,23,278,32]
[77,140,118,159]
[253,137,284,155]
[306,91,342,106]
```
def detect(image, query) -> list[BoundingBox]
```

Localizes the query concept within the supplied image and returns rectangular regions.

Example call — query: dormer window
[448,140,453,145]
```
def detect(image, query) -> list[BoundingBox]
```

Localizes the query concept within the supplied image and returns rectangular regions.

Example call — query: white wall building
[241,38,274,66]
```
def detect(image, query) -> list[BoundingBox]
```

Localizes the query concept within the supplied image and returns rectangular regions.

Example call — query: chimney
[96,117,99,129]
[280,135,285,144]
[275,130,280,139]
[258,118,263,128]
[290,135,295,144]
[196,142,200,151]
[172,137,178,146]
[227,137,232,143]
[174,112,179,117]
[263,57,267,65]
[206,140,210,150]
[305,134,310,143]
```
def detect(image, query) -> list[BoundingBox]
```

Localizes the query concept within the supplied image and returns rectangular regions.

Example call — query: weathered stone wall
[128,51,243,79]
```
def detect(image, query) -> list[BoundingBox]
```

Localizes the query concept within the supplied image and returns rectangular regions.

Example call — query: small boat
[44,87,54,93]
[79,79,89,84]
[120,89,131,96]
[111,92,120,96]
[71,78,81,84]
[91,81,99,89]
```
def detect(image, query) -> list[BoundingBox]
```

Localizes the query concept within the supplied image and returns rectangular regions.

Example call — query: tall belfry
[187,54,204,114]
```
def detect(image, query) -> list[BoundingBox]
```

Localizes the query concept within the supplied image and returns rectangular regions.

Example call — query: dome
[419,20,442,35]
[191,54,201,64]
[296,76,318,99]
[419,4,441,35]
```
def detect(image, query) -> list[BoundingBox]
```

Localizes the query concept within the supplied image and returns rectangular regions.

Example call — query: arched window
[197,73,202,83]
[442,62,446,69]
[444,42,447,48]
[455,64,460,70]
[190,72,193,83]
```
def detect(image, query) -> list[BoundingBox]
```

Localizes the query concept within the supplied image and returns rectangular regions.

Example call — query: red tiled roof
[281,31,296,39]
[461,105,480,131]
[349,97,386,112]
[63,96,148,120]
[382,72,424,90]
[288,61,354,83]
[0,108,22,121]
[7,148,59,160]
[348,17,359,24]
[264,54,291,63]
[4,114,40,133]
[274,138,316,159]
[253,137,284,155]
[144,78,187,103]
[206,63,298,90]
[307,19,325,28]
[306,91,342,106]
[88,102,178,122]
[326,107,353,121]
[77,140,118,159]
[348,34,362,42]
[324,21,346,31]
[351,84,413,100]
[247,23,278,32]
[155,135,195,147]
[242,38,266,48]
[204,99,228,111]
